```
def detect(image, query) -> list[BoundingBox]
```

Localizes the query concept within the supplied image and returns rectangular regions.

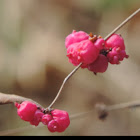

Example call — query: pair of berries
[15,101,70,133]
[66,30,129,73]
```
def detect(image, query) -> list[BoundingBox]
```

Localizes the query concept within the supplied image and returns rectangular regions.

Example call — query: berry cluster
[15,101,70,133]
[14,30,129,134]
[66,30,129,73]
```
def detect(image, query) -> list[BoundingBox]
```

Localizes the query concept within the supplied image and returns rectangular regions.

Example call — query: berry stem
[104,8,140,40]
[47,8,140,110]
[47,63,82,109]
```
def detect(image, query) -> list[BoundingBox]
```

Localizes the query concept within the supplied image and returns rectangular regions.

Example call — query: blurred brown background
[0,0,140,136]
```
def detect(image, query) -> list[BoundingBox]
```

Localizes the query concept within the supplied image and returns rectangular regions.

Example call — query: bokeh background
[0,0,140,136]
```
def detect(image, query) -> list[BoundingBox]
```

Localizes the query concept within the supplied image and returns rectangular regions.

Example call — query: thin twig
[47,63,82,109]
[70,100,140,121]
[70,110,94,120]
[104,8,140,40]
[95,100,140,120]
[0,93,28,105]
[107,100,140,111]
[0,93,44,108]
[69,100,140,121]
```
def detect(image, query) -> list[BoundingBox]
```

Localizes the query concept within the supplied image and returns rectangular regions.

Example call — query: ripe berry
[42,114,53,125]
[65,30,89,49]
[67,40,100,67]
[94,38,105,51]
[105,34,125,50]
[15,101,37,122]
[46,109,70,133]
[30,109,44,126]
[105,34,129,64]
[47,120,59,133]
[66,31,106,68]
[88,54,108,73]
[107,47,129,64]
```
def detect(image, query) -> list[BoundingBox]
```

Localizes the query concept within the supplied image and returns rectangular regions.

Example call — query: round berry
[45,109,70,133]
[88,54,108,73]
[94,38,105,51]
[51,109,70,133]
[67,40,99,67]
[42,114,53,125]
[65,30,89,49]
[15,101,37,122]
[107,47,129,64]
[30,109,44,126]
[47,120,59,133]
[105,34,125,50]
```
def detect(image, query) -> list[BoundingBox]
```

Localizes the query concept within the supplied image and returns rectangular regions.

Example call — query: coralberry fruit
[44,109,70,133]
[15,101,37,122]
[88,54,108,73]
[94,38,105,51]
[66,31,106,69]
[105,34,125,50]
[107,47,129,64]
[67,40,100,67]
[42,114,53,125]
[30,109,44,126]
[65,30,89,49]
[105,34,129,64]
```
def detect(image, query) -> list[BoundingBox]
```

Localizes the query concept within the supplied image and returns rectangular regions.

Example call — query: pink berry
[67,40,99,67]
[107,47,129,64]
[47,120,59,133]
[94,38,105,51]
[30,109,44,126]
[105,34,129,65]
[15,101,37,122]
[47,109,70,133]
[105,34,125,50]
[65,30,89,49]
[42,114,53,125]
[88,54,108,73]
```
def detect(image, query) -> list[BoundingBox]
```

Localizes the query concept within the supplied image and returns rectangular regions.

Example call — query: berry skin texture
[42,114,53,125]
[107,47,128,64]
[30,109,44,126]
[94,38,105,51]
[47,109,70,133]
[105,34,129,65]
[88,54,108,73]
[105,34,125,50]
[65,30,89,49]
[15,101,37,122]
[67,40,100,67]
[47,120,60,133]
